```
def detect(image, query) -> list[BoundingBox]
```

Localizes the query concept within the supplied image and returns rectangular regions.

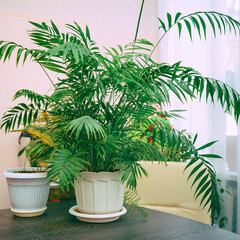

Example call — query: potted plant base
[4,167,50,217]
[69,171,127,223]
[47,183,75,203]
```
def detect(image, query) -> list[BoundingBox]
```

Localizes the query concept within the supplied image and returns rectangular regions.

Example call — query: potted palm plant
[1,2,240,222]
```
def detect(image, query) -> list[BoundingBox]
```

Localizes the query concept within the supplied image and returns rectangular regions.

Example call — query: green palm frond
[139,61,240,121]
[1,102,42,132]
[0,88,50,132]
[13,89,49,107]
[28,20,63,49]
[46,149,89,191]
[144,11,240,58]
[158,11,240,40]
[178,66,240,121]
[184,155,222,220]
[0,41,34,65]
[66,22,99,52]
[124,188,148,219]
[116,137,166,189]
[119,161,148,189]
[178,131,223,221]
[160,128,223,220]
[67,115,106,139]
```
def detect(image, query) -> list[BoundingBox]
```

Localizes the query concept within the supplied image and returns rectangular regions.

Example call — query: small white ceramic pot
[74,171,125,214]
[4,167,50,217]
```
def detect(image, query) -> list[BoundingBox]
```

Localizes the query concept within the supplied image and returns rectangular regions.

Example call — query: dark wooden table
[0,200,240,240]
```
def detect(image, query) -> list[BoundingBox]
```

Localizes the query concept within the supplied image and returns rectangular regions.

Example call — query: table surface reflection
[0,200,240,240]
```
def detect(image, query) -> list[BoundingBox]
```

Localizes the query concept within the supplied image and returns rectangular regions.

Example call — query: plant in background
[1,1,240,223]
[18,112,57,168]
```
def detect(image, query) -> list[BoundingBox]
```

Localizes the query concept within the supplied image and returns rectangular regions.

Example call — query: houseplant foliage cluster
[145,121,226,224]
[1,1,240,222]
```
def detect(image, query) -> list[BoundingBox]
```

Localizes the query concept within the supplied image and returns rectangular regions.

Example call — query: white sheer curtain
[158,0,240,233]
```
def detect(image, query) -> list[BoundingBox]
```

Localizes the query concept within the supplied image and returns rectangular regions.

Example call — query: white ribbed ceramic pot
[74,171,125,214]
[4,167,50,217]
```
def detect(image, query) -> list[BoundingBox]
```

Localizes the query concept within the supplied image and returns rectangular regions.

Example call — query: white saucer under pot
[11,206,47,217]
[69,205,127,223]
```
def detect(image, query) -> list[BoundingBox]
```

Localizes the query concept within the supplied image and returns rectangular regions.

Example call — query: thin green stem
[39,64,55,87]
[131,0,145,59]
[134,0,145,42]
[148,31,168,59]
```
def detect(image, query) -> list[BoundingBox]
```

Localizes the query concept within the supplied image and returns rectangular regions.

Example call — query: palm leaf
[46,149,89,191]
[67,115,106,140]
[157,11,240,40]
